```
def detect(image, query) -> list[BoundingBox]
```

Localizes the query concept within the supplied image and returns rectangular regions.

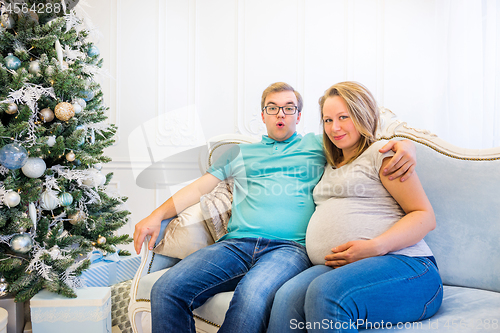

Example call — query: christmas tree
[0,0,131,302]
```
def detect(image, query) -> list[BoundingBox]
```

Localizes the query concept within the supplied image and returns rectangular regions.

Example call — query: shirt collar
[261,132,299,145]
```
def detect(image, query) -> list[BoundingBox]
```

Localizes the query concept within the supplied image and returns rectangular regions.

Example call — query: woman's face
[322,96,361,160]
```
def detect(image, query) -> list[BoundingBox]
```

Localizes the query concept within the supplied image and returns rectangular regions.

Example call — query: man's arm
[133,172,222,254]
[379,140,416,182]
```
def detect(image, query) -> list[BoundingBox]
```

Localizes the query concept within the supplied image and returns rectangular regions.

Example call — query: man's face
[261,91,301,141]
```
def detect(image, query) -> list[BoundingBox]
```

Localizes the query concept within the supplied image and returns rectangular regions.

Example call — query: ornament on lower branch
[10,232,33,254]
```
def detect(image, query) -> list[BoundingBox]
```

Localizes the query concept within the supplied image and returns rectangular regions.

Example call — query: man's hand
[324,239,382,268]
[133,214,162,254]
[379,140,416,182]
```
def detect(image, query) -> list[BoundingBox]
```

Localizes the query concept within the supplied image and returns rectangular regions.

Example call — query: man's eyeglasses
[263,105,298,115]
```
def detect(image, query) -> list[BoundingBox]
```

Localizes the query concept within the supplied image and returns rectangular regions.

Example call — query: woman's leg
[305,255,443,332]
[267,265,332,333]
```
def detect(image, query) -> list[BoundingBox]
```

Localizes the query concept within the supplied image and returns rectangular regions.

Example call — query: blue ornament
[5,54,21,70]
[87,45,100,57]
[82,90,95,102]
[0,143,28,170]
[59,192,73,207]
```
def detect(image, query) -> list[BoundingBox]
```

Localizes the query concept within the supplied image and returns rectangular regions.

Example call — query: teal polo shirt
[207,132,326,245]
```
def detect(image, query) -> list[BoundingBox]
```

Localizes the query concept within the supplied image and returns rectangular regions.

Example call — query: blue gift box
[80,252,141,287]
[30,287,111,333]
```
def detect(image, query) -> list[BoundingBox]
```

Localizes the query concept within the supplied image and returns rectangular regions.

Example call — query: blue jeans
[267,255,443,333]
[151,237,311,333]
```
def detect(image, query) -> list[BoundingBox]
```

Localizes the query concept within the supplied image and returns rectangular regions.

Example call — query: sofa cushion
[415,142,500,292]
[153,203,214,259]
[200,178,233,241]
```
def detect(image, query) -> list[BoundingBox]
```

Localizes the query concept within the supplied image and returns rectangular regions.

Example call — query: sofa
[128,109,500,333]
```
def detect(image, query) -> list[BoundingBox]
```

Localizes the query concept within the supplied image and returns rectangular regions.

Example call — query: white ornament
[21,157,46,178]
[93,163,102,170]
[47,136,56,147]
[55,39,64,67]
[4,191,21,208]
[83,168,106,187]
[76,98,86,109]
[29,202,37,228]
[72,102,82,114]
[40,190,59,210]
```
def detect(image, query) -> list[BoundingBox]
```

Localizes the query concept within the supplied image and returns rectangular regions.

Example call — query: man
[134,82,416,333]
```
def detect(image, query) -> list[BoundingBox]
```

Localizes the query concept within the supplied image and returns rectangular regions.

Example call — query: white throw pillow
[153,203,214,259]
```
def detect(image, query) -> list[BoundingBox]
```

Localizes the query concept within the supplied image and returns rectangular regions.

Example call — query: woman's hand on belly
[324,239,384,268]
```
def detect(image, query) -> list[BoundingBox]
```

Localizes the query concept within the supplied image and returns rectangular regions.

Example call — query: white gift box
[30,287,111,333]
[0,307,7,333]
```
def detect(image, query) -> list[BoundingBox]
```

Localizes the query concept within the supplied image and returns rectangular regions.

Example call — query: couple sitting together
[134,81,443,333]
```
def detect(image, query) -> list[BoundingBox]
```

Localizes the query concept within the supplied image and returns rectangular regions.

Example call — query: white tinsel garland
[0,84,56,146]
[60,260,86,290]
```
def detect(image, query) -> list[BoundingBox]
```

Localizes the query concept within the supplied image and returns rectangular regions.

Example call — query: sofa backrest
[376,108,500,293]
[415,142,500,292]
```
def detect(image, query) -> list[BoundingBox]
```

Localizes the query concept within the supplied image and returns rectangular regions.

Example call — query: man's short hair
[261,82,303,112]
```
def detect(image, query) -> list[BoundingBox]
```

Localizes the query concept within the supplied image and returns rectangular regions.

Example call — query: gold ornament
[97,235,106,245]
[66,151,76,162]
[54,102,75,121]
[68,210,86,225]
[6,103,18,114]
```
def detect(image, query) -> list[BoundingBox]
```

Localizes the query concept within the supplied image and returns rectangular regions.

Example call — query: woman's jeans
[151,237,311,333]
[267,255,443,333]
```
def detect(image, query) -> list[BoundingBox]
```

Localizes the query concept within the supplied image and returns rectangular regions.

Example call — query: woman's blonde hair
[319,81,379,166]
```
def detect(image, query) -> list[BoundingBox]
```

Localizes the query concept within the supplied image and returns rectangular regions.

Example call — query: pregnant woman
[267,81,443,333]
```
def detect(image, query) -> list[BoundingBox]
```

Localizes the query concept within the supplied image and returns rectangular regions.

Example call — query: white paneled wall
[80,0,499,252]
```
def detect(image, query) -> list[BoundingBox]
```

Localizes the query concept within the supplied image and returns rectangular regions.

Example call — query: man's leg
[218,238,311,333]
[151,239,256,333]
[267,265,331,333]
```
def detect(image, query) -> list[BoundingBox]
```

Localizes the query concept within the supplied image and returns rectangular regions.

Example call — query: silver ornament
[40,108,54,122]
[6,103,18,115]
[21,157,46,178]
[10,233,33,254]
[28,60,41,75]
[0,277,8,297]
[4,191,21,208]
